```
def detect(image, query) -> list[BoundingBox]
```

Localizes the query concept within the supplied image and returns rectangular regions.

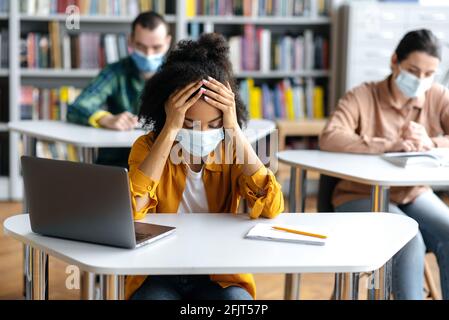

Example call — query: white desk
[3,212,418,300]
[277,149,449,300]
[7,119,276,300]
[8,119,276,163]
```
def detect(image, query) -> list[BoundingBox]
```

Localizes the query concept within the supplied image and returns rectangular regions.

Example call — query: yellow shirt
[125,133,285,299]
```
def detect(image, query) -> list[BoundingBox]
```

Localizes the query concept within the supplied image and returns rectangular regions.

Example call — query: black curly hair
[138,33,248,136]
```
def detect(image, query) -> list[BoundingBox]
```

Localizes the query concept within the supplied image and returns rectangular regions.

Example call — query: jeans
[130,275,253,300]
[335,190,449,300]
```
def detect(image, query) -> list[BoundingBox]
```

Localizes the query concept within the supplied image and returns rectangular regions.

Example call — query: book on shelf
[382,149,449,168]
[239,77,325,121]
[0,28,8,68]
[21,24,129,69]
[186,0,330,17]
[20,86,81,121]
[228,25,328,73]
[20,0,168,16]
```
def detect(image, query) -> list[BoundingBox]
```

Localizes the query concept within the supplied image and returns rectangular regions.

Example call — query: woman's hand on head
[202,77,239,130]
[164,81,205,133]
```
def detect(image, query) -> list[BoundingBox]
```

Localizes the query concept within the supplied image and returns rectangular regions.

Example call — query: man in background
[67,11,172,167]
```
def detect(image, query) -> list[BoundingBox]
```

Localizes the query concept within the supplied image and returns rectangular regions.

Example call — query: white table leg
[368,185,392,300]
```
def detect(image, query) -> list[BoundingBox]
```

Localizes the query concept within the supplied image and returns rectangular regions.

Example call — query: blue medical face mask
[175,128,224,158]
[394,67,435,98]
[130,50,164,73]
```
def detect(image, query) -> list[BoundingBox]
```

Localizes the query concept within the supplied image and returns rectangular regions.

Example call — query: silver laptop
[21,156,175,249]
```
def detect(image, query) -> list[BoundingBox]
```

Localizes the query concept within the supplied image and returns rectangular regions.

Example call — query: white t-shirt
[177,165,209,213]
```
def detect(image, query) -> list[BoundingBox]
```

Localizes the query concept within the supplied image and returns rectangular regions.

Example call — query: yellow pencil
[272,226,328,239]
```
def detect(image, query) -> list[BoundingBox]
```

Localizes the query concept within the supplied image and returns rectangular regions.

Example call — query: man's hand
[402,121,434,151]
[98,112,139,131]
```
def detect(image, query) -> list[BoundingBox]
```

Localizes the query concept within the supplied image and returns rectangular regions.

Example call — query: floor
[0,197,442,300]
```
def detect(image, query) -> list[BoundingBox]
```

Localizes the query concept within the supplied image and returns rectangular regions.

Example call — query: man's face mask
[395,67,435,98]
[175,128,224,158]
[131,50,164,73]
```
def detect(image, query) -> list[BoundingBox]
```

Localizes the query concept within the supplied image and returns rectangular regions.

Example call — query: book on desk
[245,223,330,246]
[382,148,449,168]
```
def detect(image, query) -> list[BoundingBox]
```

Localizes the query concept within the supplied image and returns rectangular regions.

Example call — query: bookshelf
[3,0,339,200]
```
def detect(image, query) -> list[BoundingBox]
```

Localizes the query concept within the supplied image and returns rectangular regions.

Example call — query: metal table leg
[368,185,392,300]
[36,250,49,300]
[22,135,37,299]
[74,148,102,299]
[100,275,125,300]
[24,245,34,300]
[335,273,359,300]
[285,167,307,300]
[80,272,97,300]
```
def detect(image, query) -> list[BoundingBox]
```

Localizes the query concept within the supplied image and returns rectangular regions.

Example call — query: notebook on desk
[382,148,449,168]
[245,224,330,246]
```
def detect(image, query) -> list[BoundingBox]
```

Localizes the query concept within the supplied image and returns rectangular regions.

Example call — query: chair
[317,174,441,300]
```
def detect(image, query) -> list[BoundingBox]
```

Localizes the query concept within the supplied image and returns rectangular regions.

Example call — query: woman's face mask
[394,67,435,98]
[175,128,224,158]
[131,50,164,73]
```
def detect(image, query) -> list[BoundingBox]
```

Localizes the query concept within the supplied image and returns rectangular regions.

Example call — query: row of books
[239,78,325,120]
[20,86,81,121]
[35,140,80,161]
[0,0,8,13]
[21,27,128,69]
[186,0,330,17]
[20,0,169,15]
[228,26,328,72]
[0,132,8,176]
[0,28,7,68]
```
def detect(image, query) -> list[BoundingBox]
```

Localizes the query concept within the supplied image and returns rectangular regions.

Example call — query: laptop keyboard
[135,232,152,243]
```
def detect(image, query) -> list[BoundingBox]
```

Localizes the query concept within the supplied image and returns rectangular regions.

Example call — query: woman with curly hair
[125,33,284,300]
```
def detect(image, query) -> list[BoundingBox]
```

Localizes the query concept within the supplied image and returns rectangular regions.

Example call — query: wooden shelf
[21,69,99,78]
[187,16,331,25]
[277,119,327,137]
[19,14,177,23]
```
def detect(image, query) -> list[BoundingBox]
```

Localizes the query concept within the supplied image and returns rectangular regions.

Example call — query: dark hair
[131,11,169,35]
[138,33,248,135]
[395,29,442,62]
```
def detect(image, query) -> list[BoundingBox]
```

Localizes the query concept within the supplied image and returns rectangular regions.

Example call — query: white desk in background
[7,119,276,300]
[8,119,276,163]
[277,149,449,300]
[3,212,417,300]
